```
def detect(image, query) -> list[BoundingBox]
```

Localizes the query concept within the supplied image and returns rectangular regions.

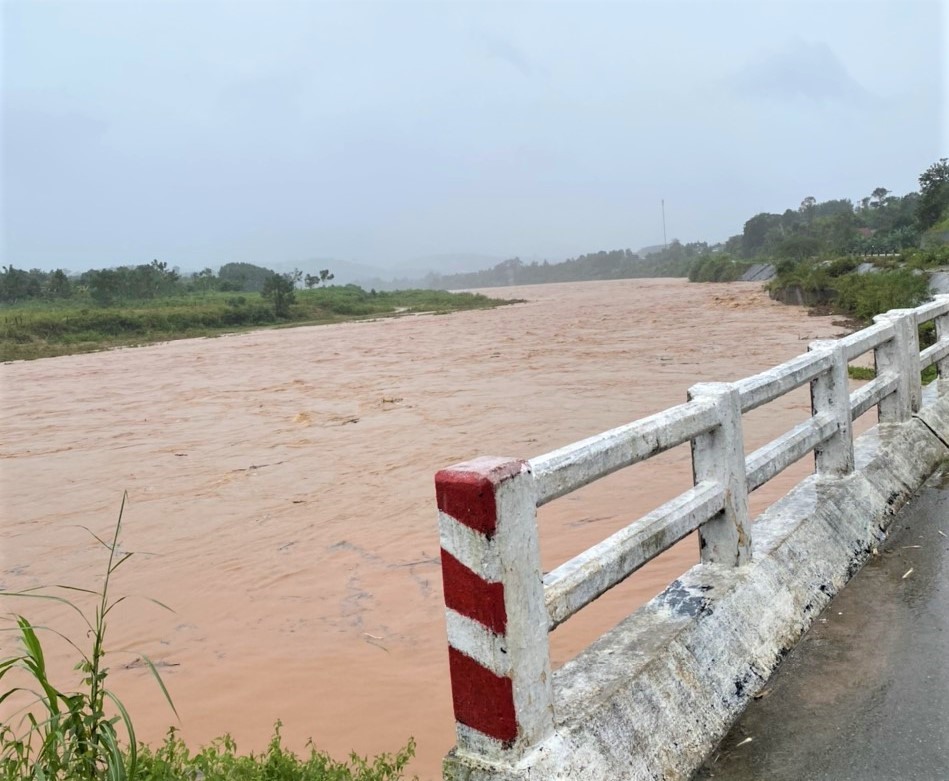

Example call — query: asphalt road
[693,465,949,781]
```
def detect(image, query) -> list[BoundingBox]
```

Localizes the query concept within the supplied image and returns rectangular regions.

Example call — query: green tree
[917,158,949,231]
[218,262,275,292]
[85,268,120,306]
[46,268,72,298]
[871,187,890,208]
[774,235,821,262]
[192,267,217,293]
[741,212,782,258]
[304,269,335,288]
[0,265,42,303]
[261,271,298,317]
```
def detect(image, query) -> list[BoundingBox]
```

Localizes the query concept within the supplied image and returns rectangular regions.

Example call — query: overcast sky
[2,0,947,273]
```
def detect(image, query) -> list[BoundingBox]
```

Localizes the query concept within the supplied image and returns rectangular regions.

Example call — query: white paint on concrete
[734,350,832,412]
[850,373,900,420]
[438,511,504,583]
[529,399,719,506]
[744,410,837,491]
[687,383,751,566]
[808,340,855,476]
[444,608,514,679]
[840,319,895,362]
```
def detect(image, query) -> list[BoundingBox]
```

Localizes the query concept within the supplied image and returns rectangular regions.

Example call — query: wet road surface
[694,464,949,781]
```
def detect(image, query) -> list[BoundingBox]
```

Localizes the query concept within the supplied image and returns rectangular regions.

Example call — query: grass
[847,365,877,381]
[0,499,417,781]
[848,364,939,384]
[135,725,415,781]
[0,494,176,780]
[0,286,523,362]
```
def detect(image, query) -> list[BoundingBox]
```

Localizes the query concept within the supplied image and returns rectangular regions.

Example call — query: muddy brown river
[1,279,862,778]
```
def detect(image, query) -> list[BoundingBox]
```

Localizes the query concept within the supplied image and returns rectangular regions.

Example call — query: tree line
[4,159,947,303]
[426,158,949,289]
[0,261,334,308]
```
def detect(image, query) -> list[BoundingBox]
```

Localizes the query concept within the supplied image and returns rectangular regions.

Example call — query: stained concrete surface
[694,465,949,781]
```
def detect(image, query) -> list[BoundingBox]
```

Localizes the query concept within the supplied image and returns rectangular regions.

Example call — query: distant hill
[637,244,668,257]
[394,253,505,277]
[267,254,506,289]
[424,244,704,289]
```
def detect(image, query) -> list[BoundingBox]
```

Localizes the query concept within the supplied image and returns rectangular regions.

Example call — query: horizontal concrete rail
[850,373,900,420]
[840,319,895,362]
[909,297,949,325]
[920,338,949,371]
[744,411,838,492]
[542,480,725,630]
[437,295,949,780]
[734,350,832,413]
[529,399,719,506]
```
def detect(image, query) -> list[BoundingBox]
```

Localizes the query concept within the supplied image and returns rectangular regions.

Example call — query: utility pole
[661,200,668,249]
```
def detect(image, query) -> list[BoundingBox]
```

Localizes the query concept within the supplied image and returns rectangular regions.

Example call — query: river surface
[1,279,863,778]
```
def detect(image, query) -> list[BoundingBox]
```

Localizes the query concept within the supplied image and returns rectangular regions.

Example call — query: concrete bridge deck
[694,464,949,781]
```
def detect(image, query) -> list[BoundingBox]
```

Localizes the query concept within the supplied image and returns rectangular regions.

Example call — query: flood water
[1,279,857,778]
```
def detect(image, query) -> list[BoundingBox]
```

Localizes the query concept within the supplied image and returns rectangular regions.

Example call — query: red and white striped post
[435,457,554,762]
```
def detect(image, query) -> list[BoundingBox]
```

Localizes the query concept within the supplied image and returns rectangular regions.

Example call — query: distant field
[0,286,522,361]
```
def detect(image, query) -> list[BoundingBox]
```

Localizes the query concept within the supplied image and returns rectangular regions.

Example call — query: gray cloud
[732,39,872,105]
[474,31,539,78]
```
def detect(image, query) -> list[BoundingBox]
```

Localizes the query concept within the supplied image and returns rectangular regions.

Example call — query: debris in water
[902,568,914,579]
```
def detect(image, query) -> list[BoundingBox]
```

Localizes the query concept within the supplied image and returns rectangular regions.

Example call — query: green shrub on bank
[687,253,753,283]
[135,725,415,781]
[902,244,949,269]
[767,262,931,322]
[830,269,930,321]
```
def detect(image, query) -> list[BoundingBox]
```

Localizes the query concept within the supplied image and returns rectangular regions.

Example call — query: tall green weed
[1,500,417,781]
[0,495,175,780]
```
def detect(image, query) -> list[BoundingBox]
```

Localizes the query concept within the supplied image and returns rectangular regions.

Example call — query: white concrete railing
[434,296,949,764]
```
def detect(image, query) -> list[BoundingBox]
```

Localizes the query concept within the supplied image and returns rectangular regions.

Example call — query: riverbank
[0,287,520,362]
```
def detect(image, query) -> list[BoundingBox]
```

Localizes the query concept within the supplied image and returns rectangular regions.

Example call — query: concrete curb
[443,391,949,781]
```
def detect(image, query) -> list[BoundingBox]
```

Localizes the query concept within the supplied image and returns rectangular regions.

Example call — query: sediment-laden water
[1,279,860,779]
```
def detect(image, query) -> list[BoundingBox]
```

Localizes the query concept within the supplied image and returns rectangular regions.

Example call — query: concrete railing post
[808,340,855,476]
[687,383,751,565]
[873,309,922,422]
[435,457,554,762]
[934,294,949,384]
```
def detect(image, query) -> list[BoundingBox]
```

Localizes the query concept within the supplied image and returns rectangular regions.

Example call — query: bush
[136,725,416,781]
[832,269,930,321]
[688,254,752,283]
